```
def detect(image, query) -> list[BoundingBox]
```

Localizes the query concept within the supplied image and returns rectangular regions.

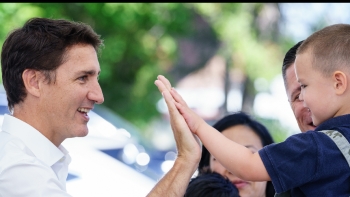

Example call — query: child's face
[295,51,337,126]
[285,64,316,132]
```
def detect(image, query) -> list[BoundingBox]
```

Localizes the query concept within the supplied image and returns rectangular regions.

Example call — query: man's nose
[89,82,104,104]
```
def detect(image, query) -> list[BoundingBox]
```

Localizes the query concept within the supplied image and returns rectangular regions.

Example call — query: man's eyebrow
[77,70,100,75]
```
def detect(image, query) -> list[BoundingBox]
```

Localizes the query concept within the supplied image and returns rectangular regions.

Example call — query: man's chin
[75,127,89,137]
[80,130,89,137]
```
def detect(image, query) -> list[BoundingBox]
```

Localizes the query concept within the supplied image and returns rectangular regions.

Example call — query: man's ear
[22,69,42,97]
[333,71,347,95]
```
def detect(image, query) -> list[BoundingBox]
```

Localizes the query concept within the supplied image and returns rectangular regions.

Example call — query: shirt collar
[315,114,350,131]
[1,114,68,166]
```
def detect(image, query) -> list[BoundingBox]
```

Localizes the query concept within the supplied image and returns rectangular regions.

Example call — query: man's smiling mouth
[77,107,90,113]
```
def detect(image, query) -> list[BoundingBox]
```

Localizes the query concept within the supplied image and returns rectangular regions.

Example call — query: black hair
[281,40,304,88]
[185,171,240,197]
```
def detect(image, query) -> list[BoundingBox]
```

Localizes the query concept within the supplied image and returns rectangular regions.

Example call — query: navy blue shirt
[259,114,350,196]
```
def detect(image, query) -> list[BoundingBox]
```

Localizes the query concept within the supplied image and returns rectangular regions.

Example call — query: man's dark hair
[1,17,103,111]
[184,171,240,197]
[281,40,304,88]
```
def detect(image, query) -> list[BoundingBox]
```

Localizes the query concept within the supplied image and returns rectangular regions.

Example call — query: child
[155,24,350,196]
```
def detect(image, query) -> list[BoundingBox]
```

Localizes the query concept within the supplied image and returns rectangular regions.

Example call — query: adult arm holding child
[154,75,270,182]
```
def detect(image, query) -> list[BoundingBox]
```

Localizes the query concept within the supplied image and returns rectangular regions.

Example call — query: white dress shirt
[0,114,72,197]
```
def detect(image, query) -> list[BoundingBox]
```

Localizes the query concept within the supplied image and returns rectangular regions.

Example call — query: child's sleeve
[258,132,319,193]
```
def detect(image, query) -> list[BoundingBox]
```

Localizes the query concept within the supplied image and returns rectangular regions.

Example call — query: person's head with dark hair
[282,40,304,89]
[0,17,104,147]
[185,170,240,197]
[198,111,275,197]
[281,40,316,132]
[1,17,103,112]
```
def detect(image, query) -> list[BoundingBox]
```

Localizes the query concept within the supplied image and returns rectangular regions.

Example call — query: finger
[162,90,181,118]
[154,79,170,95]
[170,88,189,108]
[174,102,186,116]
[174,101,193,128]
[157,75,172,91]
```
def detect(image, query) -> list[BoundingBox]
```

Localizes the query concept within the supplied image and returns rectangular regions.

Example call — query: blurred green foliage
[0,3,294,141]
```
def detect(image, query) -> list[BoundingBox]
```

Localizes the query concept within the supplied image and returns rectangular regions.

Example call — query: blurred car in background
[0,86,175,197]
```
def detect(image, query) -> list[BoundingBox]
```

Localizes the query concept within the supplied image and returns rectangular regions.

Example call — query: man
[0,17,104,196]
[0,17,199,197]
[282,40,316,132]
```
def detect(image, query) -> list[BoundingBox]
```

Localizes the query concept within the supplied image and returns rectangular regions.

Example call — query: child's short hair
[184,170,240,197]
[297,24,350,77]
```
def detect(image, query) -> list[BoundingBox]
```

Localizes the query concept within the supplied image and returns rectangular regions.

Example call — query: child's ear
[22,69,42,97]
[333,71,347,95]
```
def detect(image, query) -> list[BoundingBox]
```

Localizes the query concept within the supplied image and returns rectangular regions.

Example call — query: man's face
[285,63,316,132]
[40,44,104,146]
